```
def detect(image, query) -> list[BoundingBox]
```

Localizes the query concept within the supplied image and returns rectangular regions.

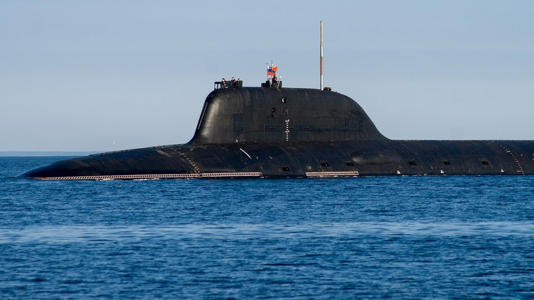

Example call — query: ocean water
[1,156,534,299]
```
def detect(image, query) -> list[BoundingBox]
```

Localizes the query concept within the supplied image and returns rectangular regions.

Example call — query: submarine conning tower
[189,83,386,145]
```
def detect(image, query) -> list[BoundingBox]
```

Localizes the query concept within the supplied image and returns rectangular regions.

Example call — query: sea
[1,156,534,299]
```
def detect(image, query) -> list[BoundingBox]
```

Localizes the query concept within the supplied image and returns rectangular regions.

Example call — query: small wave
[1,221,534,244]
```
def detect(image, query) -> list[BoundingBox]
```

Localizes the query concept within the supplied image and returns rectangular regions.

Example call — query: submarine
[25,23,534,180]
[24,77,534,180]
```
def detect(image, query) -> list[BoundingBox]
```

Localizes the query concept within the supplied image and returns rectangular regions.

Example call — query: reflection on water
[2,221,534,244]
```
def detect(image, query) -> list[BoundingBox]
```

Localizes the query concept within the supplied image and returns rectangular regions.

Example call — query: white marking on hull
[284,119,290,142]
[305,171,359,178]
[36,172,263,181]
[239,148,252,160]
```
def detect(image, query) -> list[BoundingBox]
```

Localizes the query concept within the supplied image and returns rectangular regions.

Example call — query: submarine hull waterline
[25,87,534,180]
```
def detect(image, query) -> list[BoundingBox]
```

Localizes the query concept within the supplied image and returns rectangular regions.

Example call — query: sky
[1,0,534,151]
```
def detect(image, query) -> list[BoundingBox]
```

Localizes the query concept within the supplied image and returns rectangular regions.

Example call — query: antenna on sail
[320,20,324,90]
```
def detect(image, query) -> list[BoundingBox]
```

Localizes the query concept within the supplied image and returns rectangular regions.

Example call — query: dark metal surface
[25,87,534,179]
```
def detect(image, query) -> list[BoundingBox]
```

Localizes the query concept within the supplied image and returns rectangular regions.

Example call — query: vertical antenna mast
[320,20,324,90]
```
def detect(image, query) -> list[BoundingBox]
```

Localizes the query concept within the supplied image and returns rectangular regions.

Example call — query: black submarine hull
[25,140,534,179]
[25,87,534,179]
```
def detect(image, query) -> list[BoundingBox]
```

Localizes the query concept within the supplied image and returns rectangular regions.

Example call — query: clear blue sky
[1,0,533,151]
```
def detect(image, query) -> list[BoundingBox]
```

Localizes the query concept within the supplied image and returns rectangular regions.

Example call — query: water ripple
[2,157,534,298]
[2,221,534,244]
